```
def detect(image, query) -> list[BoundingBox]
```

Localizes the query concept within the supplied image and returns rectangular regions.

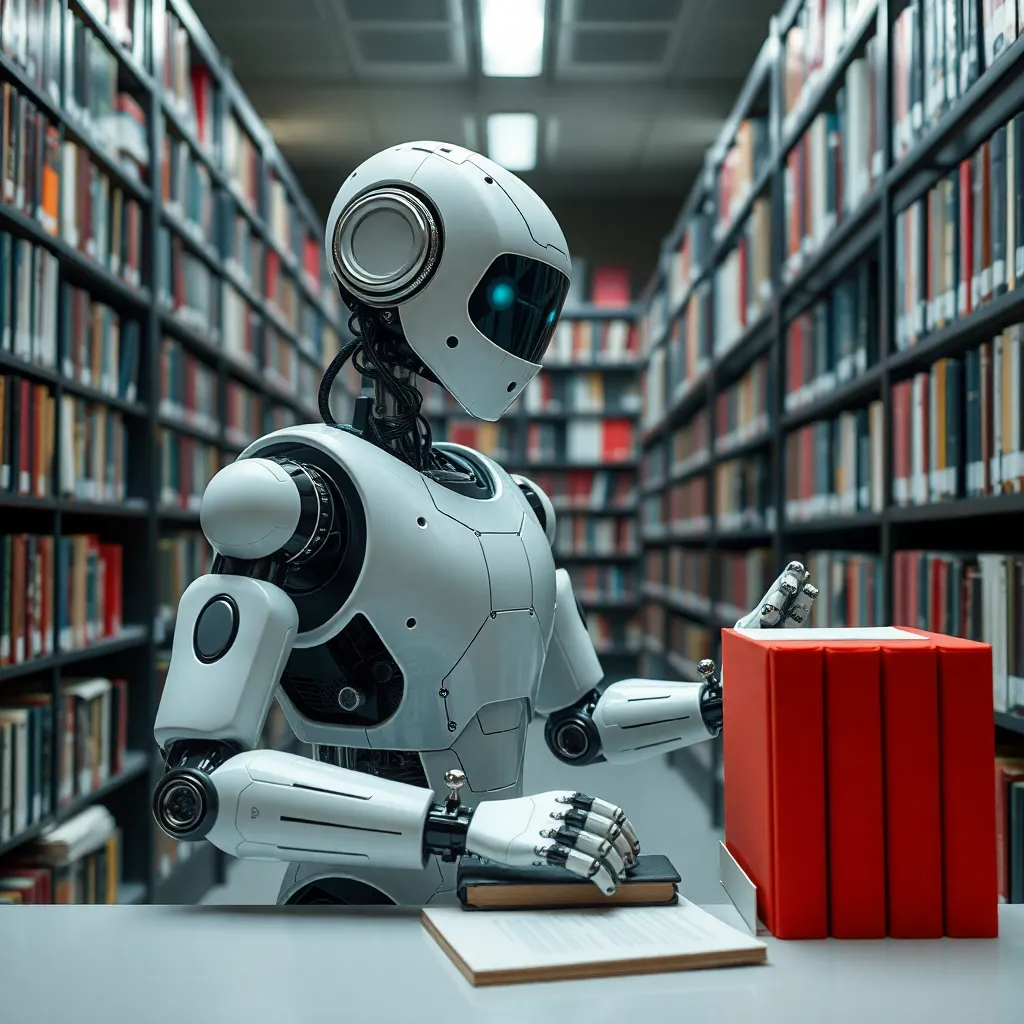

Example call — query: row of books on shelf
[644,477,711,537]
[644,548,887,634]
[893,549,1024,712]
[158,428,221,511]
[544,317,638,366]
[891,0,1020,165]
[164,5,334,295]
[665,282,711,398]
[714,456,776,533]
[522,372,641,416]
[586,613,642,656]
[783,39,882,281]
[894,332,1024,504]
[0,534,123,667]
[0,672,129,842]
[784,403,885,521]
[646,343,1024,520]
[554,516,636,559]
[644,547,711,608]
[64,6,151,176]
[665,205,712,314]
[564,565,636,604]
[664,409,710,479]
[0,805,126,904]
[714,119,771,239]
[508,468,635,512]
[716,354,771,452]
[1,378,130,503]
[714,197,773,356]
[526,419,636,465]
[61,283,143,402]
[155,532,210,629]
[782,0,877,125]
[784,260,878,411]
[62,138,145,287]
[896,114,1024,350]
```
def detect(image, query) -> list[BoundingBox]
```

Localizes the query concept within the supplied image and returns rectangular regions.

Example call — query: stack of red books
[722,626,998,939]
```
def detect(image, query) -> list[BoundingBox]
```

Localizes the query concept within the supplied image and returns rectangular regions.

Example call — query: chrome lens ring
[332,188,441,306]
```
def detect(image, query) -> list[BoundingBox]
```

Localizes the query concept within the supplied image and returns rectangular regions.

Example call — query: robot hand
[736,560,818,629]
[465,789,641,896]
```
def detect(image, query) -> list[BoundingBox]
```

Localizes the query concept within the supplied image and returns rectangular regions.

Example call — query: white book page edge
[733,626,924,641]
[422,898,765,975]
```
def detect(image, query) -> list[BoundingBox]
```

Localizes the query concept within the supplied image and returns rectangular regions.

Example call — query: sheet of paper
[423,897,765,974]
[735,626,923,641]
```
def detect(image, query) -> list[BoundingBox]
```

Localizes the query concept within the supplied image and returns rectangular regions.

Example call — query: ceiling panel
[549,114,648,164]
[343,0,451,21]
[187,0,779,198]
[571,0,685,22]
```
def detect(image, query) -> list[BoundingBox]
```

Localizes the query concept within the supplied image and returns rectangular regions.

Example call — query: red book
[925,632,999,936]
[2,865,52,903]
[881,642,944,938]
[959,158,973,315]
[590,265,630,307]
[601,419,634,462]
[721,630,828,938]
[825,646,886,937]
[111,678,129,774]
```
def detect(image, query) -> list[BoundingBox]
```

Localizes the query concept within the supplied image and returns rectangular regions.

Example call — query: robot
[152,142,818,906]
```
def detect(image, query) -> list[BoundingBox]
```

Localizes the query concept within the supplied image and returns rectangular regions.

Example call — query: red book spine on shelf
[824,646,886,938]
[722,631,828,938]
[927,633,999,936]
[881,642,944,938]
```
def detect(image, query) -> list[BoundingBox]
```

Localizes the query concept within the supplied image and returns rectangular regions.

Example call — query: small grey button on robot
[697,658,716,680]
[193,597,238,663]
[444,768,467,813]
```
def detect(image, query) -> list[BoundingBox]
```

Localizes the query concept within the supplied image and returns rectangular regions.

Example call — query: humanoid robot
[152,142,818,906]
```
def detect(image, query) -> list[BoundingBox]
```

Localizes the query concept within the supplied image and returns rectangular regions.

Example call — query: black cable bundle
[318,303,459,478]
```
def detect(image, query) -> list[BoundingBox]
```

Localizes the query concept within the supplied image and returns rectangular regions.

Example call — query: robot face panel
[467,253,568,367]
[326,142,571,422]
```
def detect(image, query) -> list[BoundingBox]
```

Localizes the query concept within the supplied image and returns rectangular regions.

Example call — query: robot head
[325,142,571,421]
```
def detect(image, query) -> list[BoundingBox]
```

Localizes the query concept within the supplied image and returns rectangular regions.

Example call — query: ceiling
[190,0,779,217]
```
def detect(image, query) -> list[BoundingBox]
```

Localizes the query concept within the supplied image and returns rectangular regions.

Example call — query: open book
[422,897,766,986]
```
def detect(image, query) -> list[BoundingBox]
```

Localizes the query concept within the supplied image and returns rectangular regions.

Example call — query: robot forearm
[545,661,722,767]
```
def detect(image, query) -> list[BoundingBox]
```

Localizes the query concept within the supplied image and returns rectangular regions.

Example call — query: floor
[201,722,725,906]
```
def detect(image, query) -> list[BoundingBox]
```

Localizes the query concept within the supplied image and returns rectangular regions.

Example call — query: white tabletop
[1,903,1022,1024]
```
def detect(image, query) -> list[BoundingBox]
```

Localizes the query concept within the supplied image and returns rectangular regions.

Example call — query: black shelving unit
[0,0,348,902]
[639,0,1024,824]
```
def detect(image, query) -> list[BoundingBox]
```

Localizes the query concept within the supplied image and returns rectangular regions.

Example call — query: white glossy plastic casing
[240,424,557,755]
[325,142,571,422]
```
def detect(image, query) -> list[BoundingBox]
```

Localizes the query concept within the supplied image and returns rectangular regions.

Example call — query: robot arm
[537,567,722,766]
[536,549,815,767]
[152,458,639,893]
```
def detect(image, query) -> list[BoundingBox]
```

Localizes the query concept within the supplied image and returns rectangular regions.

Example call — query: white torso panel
[238,425,557,764]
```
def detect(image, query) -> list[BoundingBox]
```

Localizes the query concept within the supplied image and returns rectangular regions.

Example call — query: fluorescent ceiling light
[486,113,538,171]
[479,0,546,77]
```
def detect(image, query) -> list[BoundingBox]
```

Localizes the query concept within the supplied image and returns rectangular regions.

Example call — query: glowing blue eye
[488,281,515,310]
[546,309,557,325]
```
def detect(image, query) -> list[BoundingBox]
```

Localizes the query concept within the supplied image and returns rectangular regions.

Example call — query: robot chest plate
[273,436,556,752]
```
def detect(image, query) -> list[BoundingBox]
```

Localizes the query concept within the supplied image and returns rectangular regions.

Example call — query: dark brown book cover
[458,854,679,910]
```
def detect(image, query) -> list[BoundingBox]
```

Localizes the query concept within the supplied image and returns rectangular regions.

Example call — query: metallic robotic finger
[152,141,815,907]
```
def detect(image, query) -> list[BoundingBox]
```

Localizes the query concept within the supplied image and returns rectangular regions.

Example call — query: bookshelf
[0,0,348,903]
[640,0,1024,826]
[421,305,644,676]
